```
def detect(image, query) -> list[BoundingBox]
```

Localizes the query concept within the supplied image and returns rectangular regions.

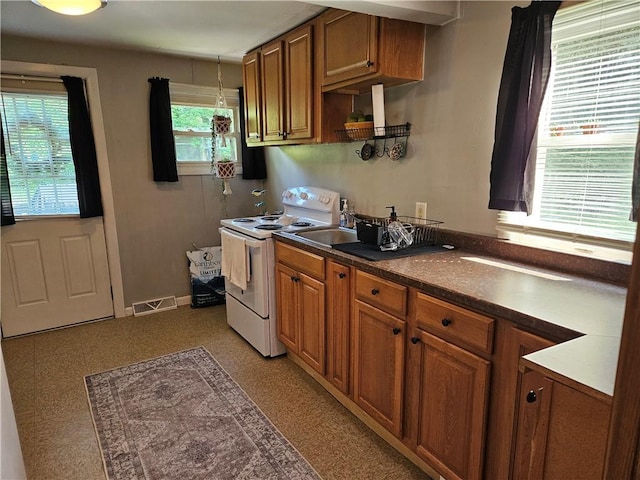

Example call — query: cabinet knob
[339,272,346,279]
[526,390,537,403]
[441,318,452,327]
[366,60,374,67]
[411,336,420,344]
[371,288,379,295]
[392,327,401,335]
[290,276,300,283]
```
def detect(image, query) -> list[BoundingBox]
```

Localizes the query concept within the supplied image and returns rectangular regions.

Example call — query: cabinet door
[276,263,299,352]
[284,24,313,140]
[353,299,405,437]
[242,51,262,144]
[260,40,284,142]
[326,261,351,395]
[484,326,554,480]
[415,330,491,480]
[512,372,611,480]
[320,10,378,86]
[298,273,325,375]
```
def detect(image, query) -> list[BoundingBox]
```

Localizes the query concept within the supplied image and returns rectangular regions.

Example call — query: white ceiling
[0,1,458,63]
[0,1,327,62]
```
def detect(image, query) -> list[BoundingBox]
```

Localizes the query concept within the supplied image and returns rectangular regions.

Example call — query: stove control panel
[282,186,341,224]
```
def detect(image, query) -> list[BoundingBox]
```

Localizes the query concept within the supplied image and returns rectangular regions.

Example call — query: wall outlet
[415,201,428,221]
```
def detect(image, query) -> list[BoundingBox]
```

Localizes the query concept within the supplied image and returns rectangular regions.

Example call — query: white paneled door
[1,217,113,337]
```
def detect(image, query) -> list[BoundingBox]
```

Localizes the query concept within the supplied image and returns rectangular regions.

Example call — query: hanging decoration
[211,57,234,195]
[213,56,232,147]
[212,127,235,196]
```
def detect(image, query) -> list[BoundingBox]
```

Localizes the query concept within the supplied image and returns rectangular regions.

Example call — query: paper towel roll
[372,84,385,136]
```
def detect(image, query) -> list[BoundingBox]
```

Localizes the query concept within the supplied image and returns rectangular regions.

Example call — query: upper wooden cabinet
[318,9,426,94]
[284,25,314,140]
[241,7,426,145]
[242,51,262,144]
[243,23,314,145]
[260,39,285,142]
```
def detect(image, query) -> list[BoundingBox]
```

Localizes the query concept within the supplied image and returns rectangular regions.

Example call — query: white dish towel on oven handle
[221,229,250,290]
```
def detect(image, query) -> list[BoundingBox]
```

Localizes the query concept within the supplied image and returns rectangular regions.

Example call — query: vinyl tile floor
[2,305,431,480]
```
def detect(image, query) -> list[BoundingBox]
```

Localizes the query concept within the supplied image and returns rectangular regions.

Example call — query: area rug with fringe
[85,347,321,480]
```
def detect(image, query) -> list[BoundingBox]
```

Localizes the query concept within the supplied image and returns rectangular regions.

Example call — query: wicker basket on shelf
[344,121,374,141]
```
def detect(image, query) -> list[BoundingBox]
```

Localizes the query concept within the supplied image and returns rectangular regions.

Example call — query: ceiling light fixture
[31,0,106,16]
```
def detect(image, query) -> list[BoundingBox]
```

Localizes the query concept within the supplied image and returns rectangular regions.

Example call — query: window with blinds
[1,91,79,216]
[497,0,640,261]
[169,83,242,176]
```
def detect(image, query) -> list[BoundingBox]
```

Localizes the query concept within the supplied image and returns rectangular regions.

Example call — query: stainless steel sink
[293,227,358,248]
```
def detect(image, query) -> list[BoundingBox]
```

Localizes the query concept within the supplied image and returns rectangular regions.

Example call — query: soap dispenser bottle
[387,205,397,222]
[340,199,348,227]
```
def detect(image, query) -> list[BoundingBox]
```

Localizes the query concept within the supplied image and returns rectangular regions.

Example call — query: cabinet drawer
[355,270,407,318]
[276,242,325,280]
[415,292,494,354]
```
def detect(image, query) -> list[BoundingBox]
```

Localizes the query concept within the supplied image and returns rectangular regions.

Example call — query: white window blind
[1,91,79,216]
[498,0,640,259]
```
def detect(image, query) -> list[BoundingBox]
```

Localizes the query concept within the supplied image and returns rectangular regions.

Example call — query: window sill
[177,162,243,176]
[496,226,633,265]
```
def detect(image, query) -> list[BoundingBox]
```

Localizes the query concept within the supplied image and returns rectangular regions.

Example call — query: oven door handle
[218,228,265,249]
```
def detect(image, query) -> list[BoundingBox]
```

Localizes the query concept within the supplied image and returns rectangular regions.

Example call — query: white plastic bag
[186,247,225,308]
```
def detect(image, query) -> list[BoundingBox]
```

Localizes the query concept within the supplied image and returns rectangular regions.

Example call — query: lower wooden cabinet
[512,369,611,480]
[326,260,351,395]
[353,299,406,438]
[275,244,326,375]
[411,330,491,480]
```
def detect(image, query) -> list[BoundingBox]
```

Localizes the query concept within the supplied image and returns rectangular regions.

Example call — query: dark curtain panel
[148,77,178,182]
[488,1,561,213]
[631,124,640,222]
[62,76,104,218]
[238,87,267,180]
[1,113,15,226]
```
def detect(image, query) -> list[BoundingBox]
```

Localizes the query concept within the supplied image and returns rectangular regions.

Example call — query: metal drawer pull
[339,272,346,279]
[371,288,379,295]
[441,318,452,327]
[526,390,537,403]
[411,336,420,344]
[392,327,401,335]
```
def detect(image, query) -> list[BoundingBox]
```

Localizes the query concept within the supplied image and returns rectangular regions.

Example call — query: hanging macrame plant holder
[211,57,235,195]
[213,115,232,146]
[213,56,232,147]
[213,159,235,195]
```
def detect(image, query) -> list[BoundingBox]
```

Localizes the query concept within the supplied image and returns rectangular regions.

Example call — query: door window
[1,91,79,216]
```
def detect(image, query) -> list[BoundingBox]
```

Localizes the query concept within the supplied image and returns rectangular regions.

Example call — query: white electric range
[220,186,341,356]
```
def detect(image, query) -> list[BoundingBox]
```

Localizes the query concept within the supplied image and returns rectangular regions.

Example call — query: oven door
[219,228,270,318]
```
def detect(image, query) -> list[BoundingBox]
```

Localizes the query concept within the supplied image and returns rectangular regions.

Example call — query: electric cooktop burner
[261,215,281,222]
[255,224,283,230]
[233,218,256,223]
[292,221,313,227]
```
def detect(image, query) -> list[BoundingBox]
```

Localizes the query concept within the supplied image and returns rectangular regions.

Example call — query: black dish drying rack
[353,214,442,248]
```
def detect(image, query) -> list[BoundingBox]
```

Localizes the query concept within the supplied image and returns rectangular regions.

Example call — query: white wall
[0,36,264,306]
[0,345,26,480]
[265,1,526,236]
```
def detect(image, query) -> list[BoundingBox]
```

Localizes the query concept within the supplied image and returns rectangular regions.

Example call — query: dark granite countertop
[274,230,628,397]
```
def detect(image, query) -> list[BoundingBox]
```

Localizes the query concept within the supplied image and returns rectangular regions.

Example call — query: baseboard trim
[287,351,440,480]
